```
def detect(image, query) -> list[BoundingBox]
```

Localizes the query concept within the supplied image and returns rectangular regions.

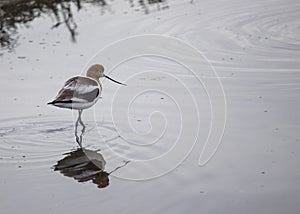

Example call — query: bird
[48,64,126,146]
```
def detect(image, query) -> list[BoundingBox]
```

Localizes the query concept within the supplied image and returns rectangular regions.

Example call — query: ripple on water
[226,5,300,51]
[158,1,300,69]
[0,117,79,167]
[0,116,129,172]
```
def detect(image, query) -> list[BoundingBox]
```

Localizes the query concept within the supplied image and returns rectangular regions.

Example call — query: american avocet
[48,64,125,146]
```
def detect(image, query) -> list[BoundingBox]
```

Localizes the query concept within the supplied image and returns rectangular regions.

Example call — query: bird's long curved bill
[104,75,126,86]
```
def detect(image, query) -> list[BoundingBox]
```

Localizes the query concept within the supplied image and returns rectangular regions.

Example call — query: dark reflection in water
[0,0,169,49]
[54,148,129,188]
[54,148,109,188]
[55,114,129,188]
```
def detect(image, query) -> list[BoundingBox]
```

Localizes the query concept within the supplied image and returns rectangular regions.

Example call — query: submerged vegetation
[0,0,169,49]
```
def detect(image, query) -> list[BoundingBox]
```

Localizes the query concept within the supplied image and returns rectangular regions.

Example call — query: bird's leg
[75,110,82,147]
[78,109,86,134]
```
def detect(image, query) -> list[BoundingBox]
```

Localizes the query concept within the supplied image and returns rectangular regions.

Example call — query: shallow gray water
[1,0,300,213]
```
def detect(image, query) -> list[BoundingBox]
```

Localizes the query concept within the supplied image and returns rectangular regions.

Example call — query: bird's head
[86,64,105,79]
[86,64,126,85]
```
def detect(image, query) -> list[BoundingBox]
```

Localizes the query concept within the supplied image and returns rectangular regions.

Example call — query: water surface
[1,0,300,213]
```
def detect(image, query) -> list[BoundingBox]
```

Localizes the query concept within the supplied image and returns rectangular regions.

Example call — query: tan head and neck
[86,64,126,86]
[86,64,104,85]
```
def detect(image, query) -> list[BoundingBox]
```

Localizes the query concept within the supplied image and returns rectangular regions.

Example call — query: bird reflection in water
[54,148,129,188]
[54,117,129,188]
